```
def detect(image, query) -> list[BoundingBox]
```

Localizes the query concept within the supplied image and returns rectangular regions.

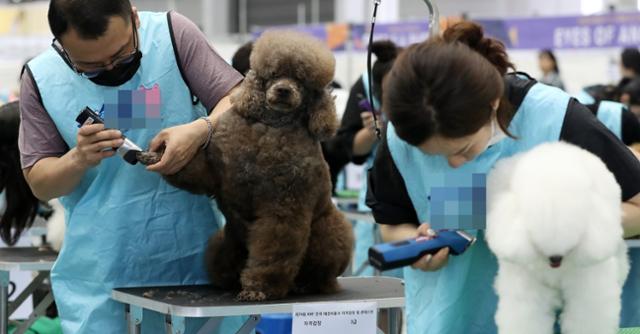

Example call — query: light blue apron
[574,89,596,105]
[596,100,623,139]
[583,101,639,327]
[387,82,569,334]
[29,11,246,334]
[352,73,403,278]
[594,104,640,328]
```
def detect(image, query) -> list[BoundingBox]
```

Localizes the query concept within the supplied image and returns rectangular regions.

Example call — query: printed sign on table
[292,301,377,334]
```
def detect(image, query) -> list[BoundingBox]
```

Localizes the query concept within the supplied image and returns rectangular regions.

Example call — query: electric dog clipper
[76,107,142,165]
[368,230,476,271]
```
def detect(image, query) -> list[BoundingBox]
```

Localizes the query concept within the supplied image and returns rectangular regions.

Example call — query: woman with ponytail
[320,39,405,332]
[324,40,401,277]
[0,101,65,251]
[323,40,400,192]
[366,22,640,333]
[0,101,40,246]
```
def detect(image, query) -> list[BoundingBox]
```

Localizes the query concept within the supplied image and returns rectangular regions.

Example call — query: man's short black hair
[48,0,132,40]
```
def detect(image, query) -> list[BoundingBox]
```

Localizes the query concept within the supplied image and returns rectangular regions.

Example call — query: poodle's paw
[236,290,267,302]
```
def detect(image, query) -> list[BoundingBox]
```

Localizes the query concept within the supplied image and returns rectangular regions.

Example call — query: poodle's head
[232,30,338,139]
[486,142,623,268]
[264,76,304,114]
[250,30,334,92]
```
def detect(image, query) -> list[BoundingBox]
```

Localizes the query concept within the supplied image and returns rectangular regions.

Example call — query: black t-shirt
[621,107,640,145]
[366,74,640,226]
[586,102,640,145]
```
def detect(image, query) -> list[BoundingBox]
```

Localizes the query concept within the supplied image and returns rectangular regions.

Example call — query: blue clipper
[368,230,477,271]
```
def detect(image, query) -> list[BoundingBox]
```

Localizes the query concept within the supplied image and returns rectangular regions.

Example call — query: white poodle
[486,142,629,334]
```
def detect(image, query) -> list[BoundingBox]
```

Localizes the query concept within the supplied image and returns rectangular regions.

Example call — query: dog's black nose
[549,255,563,268]
[276,87,290,97]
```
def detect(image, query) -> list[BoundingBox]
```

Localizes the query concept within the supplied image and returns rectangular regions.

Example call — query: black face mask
[89,51,143,87]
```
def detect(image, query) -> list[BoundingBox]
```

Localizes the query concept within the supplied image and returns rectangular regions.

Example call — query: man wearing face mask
[18,1,244,333]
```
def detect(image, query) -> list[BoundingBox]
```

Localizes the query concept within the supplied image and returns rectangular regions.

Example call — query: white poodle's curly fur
[487,141,629,334]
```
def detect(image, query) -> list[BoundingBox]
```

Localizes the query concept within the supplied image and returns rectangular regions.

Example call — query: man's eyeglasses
[51,16,139,79]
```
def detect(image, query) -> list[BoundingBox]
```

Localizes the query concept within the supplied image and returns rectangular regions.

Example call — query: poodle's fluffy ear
[486,155,536,262]
[486,192,536,262]
[307,91,339,141]
[572,157,624,263]
[231,70,264,119]
[573,195,623,263]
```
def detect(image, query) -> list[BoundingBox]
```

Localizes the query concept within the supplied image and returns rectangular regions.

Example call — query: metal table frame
[0,247,57,334]
[112,276,404,334]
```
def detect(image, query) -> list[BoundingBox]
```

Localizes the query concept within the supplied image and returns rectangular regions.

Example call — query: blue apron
[588,101,639,327]
[29,12,246,334]
[352,73,403,278]
[594,104,640,328]
[596,100,623,139]
[574,89,596,105]
[387,82,569,334]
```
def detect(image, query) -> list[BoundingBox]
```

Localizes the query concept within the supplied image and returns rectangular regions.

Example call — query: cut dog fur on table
[138,30,354,302]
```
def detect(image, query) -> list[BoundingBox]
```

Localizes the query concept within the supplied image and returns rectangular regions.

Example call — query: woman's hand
[410,223,450,272]
[352,112,384,156]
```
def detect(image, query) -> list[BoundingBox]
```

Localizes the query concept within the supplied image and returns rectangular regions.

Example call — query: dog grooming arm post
[423,0,440,37]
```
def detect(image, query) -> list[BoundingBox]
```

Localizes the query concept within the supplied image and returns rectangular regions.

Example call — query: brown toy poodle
[138,30,354,301]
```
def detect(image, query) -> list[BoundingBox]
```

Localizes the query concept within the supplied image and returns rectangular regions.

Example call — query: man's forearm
[23,148,88,201]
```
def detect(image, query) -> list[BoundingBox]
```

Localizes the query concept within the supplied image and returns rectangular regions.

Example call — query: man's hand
[410,223,450,272]
[145,87,237,175]
[145,119,208,175]
[73,124,123,169]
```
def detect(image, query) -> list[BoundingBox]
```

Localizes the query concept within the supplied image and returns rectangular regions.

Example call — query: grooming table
[112,276,404,334]
[0,247,57,334]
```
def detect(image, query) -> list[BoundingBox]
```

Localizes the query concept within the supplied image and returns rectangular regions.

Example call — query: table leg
[0,271,9,334]
[166,315,185,334]
[387,307,400,334]
[196,317,222,334]
[8,271,48,316]
[236,314,261,334]
[126,305,142,334]
[14,292,53,334]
